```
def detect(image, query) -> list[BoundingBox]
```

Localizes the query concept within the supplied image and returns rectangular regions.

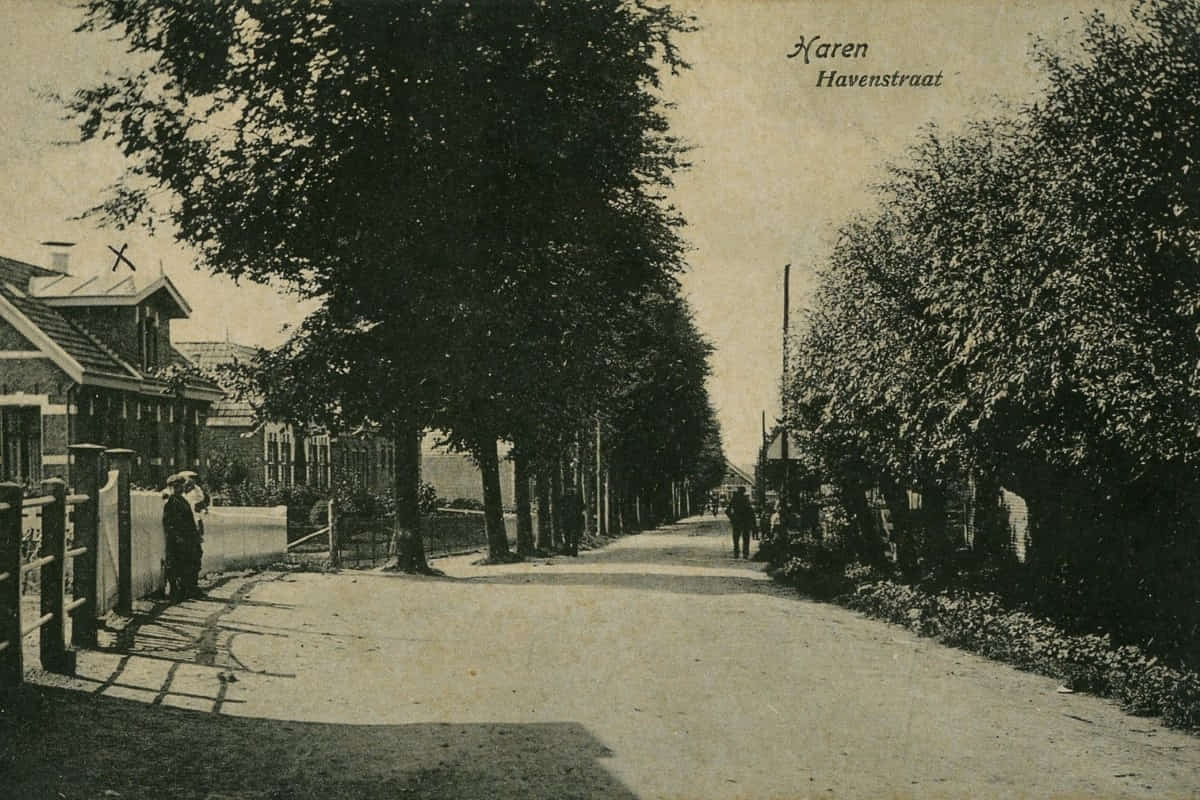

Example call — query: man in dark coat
[727,487,756,559]
[162,474,197,602]
[560,487,584,556]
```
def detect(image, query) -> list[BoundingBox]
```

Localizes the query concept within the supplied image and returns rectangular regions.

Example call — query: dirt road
[6,515,1200,799]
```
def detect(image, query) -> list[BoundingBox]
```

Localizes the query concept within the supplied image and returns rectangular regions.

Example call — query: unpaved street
[9,515,1200,799]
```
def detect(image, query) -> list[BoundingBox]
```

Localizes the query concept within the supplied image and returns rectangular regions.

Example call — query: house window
[317,439,330,489]
[267,431,279,485]
[138,307,160,370]
[281,431,293,487]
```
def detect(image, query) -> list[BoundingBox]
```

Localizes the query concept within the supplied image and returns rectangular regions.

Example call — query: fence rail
[0,443,106,688]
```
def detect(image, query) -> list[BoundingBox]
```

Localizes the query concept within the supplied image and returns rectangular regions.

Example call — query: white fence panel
[202,506,287,574]
[131,491,167,598]
[95,469,120,614]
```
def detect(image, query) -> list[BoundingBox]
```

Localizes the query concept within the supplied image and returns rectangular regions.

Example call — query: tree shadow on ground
[460,569,781,597]
[0,684,637,800]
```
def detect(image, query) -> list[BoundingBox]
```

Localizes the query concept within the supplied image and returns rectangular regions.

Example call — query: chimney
[40,241,75,273]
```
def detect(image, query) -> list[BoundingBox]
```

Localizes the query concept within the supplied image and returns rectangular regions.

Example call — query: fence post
[0,482,24,687]
[39,478,74,675]
[328,499,340,568]
[69,444,105,649]
[104,449,135,615]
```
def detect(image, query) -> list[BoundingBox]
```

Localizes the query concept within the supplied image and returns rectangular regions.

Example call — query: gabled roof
[723,460,755,486]
[0,255,220,400]
[175,340,259,429]
[30,272,192,318]
[766,429,803,461]
[0,283,134,384]
[0,255,62,283]
[174,341,259,376]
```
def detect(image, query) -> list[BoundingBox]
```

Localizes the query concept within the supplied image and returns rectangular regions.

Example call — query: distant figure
[726,487,756,559]
[162,473,197,601]
[769,503,784,541]
[560,487,584,557]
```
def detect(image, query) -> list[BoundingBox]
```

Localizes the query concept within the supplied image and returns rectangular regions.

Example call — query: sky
[0,0,1125,466]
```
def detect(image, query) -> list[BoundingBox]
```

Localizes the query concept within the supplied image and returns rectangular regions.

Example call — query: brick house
[175,340,395,495]
[0,252,223,487]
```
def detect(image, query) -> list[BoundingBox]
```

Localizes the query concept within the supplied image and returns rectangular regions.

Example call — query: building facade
[175,340,395,496]
[0,253,223,487]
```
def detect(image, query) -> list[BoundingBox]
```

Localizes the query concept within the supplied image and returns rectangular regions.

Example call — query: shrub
[444,497,485,511]
[810,570,1200,732]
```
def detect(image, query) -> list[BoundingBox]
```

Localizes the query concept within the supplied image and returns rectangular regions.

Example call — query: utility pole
[756,409,768,512]
[780,264,791,516]
[595,414,605,536]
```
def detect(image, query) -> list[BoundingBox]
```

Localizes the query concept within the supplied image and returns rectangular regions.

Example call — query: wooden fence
[0,444,106,688]
[2,444,290,688]
[291,507,524,568]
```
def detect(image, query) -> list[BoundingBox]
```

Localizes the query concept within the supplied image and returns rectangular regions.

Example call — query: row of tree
[784,0,1200,658]
[69,0,724,570]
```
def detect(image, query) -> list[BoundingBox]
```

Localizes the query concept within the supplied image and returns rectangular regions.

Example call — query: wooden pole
[595,416,605,536]
[328,498,340,568]
[604,467,612,535]
[39,478,74,674]
[781,264,791,515]
[69,444,105,649]
[0,482,24,687]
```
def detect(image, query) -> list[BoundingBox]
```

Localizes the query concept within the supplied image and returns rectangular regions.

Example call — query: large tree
[69,0,696,566]
[785,0,1200,654]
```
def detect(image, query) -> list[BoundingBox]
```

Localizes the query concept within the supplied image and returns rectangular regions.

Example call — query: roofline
[70,317,145,381]
[0,293,225,400]
[38,274,193,317]
[725,460,755,485]
[136,378,226,402]
[206,419,256,428]
[0,292,85,383]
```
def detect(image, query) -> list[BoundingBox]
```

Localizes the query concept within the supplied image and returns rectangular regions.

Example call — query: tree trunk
[551,457,564,547]
[387,422,431,573]
[478,438,512,561]
[970,471,1008,564]
[535,463,553,551]
[595,417,606,536]
[837,476,886,567]
[879,476,917,579]
[514,448,534,556]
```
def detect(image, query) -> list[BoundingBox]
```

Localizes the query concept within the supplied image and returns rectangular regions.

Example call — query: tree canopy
[784,0,1200,654]
[70,0,723,565]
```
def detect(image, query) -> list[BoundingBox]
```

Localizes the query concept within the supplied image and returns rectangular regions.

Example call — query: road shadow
[574,540,759,568]
[462,568,780,597]
[0,684,637,800]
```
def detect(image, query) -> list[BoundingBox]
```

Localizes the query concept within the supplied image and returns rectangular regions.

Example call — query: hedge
[778,560,1200,732]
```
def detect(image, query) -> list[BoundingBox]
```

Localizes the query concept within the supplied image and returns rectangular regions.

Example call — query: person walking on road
[726,487,756,558]
[561,486,584,557]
